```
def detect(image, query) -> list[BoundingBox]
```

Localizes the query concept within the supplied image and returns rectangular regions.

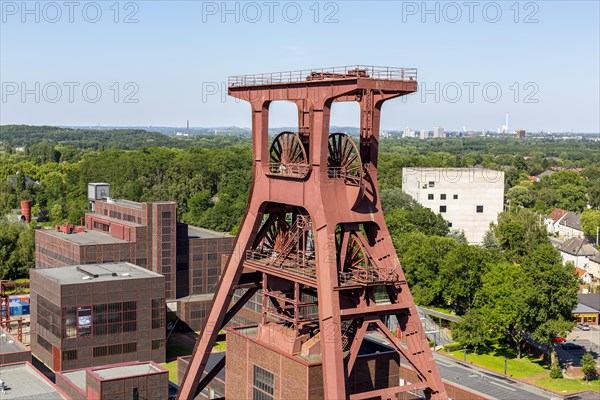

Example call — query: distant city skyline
[1,1,598,132]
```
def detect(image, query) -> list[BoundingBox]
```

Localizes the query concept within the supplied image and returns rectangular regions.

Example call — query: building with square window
[30,262,165,371]
[402,168,504,244]
[56,361,169,400]
[35,183,234,330]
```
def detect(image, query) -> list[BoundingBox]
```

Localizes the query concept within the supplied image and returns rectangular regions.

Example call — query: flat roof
[0,363,66,399]
[58,369,86,393]
[38,228,128,245]
[188,225,232,239]
[104,199,143,210]
[92,362,164,380]
[0,327,29,355]
[32,262,162,285]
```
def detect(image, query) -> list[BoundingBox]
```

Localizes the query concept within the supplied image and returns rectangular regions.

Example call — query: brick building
[0,326,31,365]
[35,183,234,329]
[0,362,68,399]
[30,263,165,371]
[56,361,168,400]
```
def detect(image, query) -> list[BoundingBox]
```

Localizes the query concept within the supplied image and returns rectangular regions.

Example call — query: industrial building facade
[30,263,165,371]
[56,361,169,400]
[35,183,234,329]
[402,167,505,244]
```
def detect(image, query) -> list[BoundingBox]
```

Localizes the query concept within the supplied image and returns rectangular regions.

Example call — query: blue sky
[1,0,599,132]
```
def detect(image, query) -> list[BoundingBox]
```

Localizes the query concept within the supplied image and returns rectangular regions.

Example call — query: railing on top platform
[228,65,417,87]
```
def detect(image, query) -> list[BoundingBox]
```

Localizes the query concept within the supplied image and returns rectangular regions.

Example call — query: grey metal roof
[578,293,600,312]
[558,211,582,230]
[573,303,599,314]
[0,328,28,355]
[32,262,162,284]
[0,363,65,399]
[559,237,599,256]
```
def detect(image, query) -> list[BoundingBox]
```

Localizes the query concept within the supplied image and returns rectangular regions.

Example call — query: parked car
[553,337,567,343]
[578,324,591,331]
[561,342,582,350]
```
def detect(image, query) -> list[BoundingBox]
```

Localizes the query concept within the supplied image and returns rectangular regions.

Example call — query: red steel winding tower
[178,66,447,400]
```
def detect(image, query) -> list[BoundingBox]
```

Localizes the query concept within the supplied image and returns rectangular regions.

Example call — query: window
[453,194,458,199]
[152,299,165,329]
[440,194,446,200]
[439,206,447,213]
[448,223,453,227]
[62,350,77,361]
[253,365,274,400]
[152,339,165,350]
[427,194,434,200]
[476,205,484,213]
[162,211,172,219]
[428,181,435,188]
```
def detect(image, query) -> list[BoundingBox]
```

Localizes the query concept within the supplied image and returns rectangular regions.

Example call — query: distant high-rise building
[498,113,510,134]
[419,129,429,139]
[403,127,415,138]
[516,129,526,139]
[433,127,445,138]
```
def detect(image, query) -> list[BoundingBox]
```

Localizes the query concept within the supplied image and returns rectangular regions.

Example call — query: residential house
[557,211,584,239]
[545,208,568,234]
[589,254,600,282]
[558,237,600,279]
[576,267,593,285]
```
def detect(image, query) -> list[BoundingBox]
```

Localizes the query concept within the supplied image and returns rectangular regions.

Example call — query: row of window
[253,365,274,400]
[439,205,484,213]
[93,342,137,357]
[428,193,459,200]
[62,301,138,339]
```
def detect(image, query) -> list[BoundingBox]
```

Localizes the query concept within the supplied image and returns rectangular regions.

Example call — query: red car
[554,337,567,343]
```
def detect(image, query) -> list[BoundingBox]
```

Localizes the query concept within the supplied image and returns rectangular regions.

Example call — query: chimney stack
[20,200,32,223]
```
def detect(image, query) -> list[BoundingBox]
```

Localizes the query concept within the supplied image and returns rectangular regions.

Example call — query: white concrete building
[558,237,600,279]
[433,127,445,138]
[402,167,505,244]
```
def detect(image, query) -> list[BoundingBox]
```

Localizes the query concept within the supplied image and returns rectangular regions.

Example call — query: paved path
[434,354,559,400]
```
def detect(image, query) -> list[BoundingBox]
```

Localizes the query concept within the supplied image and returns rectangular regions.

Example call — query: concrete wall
[402,168,504,244]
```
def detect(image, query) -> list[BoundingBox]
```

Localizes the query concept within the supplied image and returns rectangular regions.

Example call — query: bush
[550,358,562,379]
[443,343,464,353]
[581,353,598,381]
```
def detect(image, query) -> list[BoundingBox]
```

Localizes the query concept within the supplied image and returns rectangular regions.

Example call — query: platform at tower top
[228,65,417,87]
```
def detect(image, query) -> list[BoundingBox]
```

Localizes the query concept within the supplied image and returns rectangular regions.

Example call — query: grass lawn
[445,345,548,379]
[161,360,178,383]
[533,377,600,394]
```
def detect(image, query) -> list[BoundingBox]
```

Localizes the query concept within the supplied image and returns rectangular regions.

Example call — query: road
[557,325,600,367]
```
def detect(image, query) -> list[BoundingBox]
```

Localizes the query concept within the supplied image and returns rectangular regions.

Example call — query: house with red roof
[545,208,568,234]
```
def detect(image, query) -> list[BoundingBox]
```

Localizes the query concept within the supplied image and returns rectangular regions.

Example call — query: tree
[507,185,534,208]
[581,352,598,381]
[492,209,548,259]
[439,245,499,314]
[581,209,600,238]
[380,187,419,213]
[555,184,588,212]
[477,262,530,358]
[482,229,500,250]
[386,208,449,238]
[549,357,562,379]
[393,232,456,306]
[453,310,494,353]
